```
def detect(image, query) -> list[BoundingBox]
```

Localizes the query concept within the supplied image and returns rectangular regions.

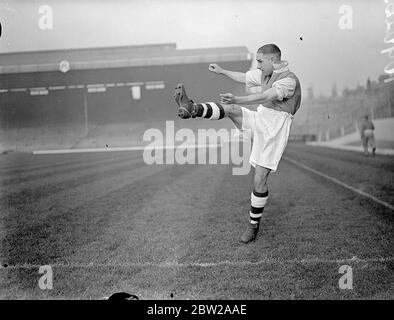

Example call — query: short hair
[257,44,281,60]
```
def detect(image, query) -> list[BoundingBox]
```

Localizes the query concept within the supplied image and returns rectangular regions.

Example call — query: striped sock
[250,190,268,225]
[195,102,225,120]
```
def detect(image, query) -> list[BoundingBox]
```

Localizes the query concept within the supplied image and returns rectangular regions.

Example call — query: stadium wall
[0,53,252,152]
[0,60,250,128]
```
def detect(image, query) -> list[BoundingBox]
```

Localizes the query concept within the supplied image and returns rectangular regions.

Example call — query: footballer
[174,44,301,243]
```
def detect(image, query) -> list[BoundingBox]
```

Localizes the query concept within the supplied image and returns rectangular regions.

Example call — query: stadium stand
[291,75,394,142]
[0,43,252,152]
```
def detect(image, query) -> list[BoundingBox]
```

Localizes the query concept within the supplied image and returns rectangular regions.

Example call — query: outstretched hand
[220,93,236,104]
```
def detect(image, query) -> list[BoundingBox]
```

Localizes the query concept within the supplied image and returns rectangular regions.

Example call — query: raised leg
[174,83,243,129]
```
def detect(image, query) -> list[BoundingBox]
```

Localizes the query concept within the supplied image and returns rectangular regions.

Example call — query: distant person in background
[360,115,376,157]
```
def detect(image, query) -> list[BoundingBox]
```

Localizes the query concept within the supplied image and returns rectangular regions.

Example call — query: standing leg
[362,136,369,156]
[240,165,270,243]
[175,83,262,244]
[370,134,376,157]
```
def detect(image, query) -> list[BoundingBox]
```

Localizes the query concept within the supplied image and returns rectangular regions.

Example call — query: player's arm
[208,63,246,84]
[221,90,277,105]
[237,88,278,105]
[221,77,296,105]
[220,88,278,105]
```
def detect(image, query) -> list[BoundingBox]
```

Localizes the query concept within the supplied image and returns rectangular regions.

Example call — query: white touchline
[32,144,221,155]
[1,256,394,270]
[283,156,394,212]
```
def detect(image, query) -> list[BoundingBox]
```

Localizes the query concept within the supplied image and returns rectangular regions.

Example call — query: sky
[0,0,390,96]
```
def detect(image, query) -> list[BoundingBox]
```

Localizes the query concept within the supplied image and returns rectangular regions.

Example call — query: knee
[226,104,241,117]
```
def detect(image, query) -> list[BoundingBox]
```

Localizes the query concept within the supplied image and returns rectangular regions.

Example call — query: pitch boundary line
[32,144,223,155]
[1,256,394,270]
[31,140,248,155]
[283,156,394,212]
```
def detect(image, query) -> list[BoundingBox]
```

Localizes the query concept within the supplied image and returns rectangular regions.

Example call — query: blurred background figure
[360,115,376,157]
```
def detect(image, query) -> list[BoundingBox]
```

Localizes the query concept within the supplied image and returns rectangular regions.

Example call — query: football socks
[250,189,268,225]
[195,102,225,120]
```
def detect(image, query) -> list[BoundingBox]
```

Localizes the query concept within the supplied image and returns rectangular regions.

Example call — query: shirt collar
[273,60,289,73]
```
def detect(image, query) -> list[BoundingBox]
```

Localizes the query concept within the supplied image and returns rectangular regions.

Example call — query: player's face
[256,53,274,76]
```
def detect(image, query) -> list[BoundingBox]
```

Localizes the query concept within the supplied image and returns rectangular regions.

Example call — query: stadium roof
[0,43,252,74]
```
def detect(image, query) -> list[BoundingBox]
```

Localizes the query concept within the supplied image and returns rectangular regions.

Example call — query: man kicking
[174,44,301,243]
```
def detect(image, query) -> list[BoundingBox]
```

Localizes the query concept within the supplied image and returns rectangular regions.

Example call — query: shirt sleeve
[272,77,297,101]
[245,69,262,88]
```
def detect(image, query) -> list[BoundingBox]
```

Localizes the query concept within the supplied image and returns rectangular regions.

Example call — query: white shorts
[363,129,374,138]
[239,105,293,172]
